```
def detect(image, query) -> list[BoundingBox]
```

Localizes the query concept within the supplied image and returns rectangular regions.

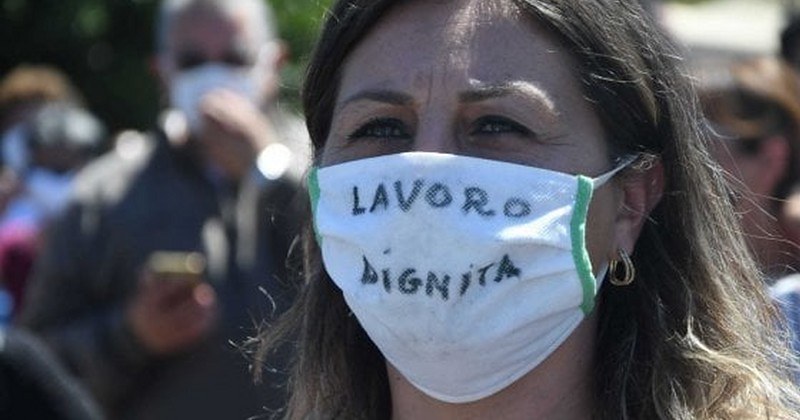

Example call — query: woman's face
[322,0,621,270]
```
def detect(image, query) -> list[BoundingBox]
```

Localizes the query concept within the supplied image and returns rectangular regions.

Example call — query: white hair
[155,0,277,53]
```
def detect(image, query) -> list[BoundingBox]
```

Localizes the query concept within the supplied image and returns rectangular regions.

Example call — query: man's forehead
[168,5,257,51]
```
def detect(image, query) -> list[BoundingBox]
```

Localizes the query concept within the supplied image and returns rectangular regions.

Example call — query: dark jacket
[19,129,304,420]
[0,327,104,420]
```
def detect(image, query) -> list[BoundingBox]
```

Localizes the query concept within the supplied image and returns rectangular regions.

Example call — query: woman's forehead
[368,0,524,46]
[337,0,581,109]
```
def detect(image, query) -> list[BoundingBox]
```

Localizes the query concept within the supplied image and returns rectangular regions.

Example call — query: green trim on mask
[571,176,595,315]
[308,167,322,245]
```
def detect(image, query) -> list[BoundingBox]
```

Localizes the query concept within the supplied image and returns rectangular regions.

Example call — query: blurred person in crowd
[0,103,107,316]
[700,57,800,279]
[256,0,800,418]
[0,65,82,175]
[19,0,306,419]
[3,103,107,228]
[700,57,800,366]
[0,67,88,319]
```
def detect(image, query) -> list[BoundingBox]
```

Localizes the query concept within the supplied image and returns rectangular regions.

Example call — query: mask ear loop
[591,154,639,189]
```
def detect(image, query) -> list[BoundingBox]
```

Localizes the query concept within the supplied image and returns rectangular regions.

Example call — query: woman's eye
[348,118,411,140]
[471,116,533,136]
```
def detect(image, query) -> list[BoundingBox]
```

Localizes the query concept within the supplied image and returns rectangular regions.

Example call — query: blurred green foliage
[0,0,332,132]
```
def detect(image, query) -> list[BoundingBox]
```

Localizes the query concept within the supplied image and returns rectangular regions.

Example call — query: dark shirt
[0,328,104,420]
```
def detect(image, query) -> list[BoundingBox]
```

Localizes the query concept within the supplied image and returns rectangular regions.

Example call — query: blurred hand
[127,271,218,356]
[197,89,277,181]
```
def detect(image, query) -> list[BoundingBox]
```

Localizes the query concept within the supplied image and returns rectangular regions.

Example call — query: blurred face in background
[703,83,798,275]
[157,4,279,133]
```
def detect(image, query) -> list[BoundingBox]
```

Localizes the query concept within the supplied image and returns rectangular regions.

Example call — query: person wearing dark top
[0,327,103,420]
[18,0,307,418]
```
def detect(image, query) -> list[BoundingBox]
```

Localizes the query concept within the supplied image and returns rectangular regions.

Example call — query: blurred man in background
[20,0,306,418]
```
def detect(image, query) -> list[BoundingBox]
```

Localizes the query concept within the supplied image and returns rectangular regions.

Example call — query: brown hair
[0,65,81,127]
[256,1,800,418]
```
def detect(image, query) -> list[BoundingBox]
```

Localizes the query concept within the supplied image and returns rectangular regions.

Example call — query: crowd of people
[3,0,800,419]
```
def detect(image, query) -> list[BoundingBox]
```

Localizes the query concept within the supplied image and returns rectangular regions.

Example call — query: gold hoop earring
[609,248,635,286]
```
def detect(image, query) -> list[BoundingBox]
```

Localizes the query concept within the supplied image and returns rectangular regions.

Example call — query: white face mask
[168,63,261,133]
[310,152,632,403]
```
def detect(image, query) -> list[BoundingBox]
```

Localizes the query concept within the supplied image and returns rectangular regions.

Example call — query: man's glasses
[173,49,254,71]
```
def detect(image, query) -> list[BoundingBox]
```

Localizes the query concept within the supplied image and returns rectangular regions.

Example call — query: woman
[256,0,800,418]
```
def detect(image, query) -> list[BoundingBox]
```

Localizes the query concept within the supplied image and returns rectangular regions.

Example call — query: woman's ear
[613,158,664,254]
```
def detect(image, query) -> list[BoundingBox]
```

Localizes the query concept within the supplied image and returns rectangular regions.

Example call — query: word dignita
[351,179,533,219]
[359,254,522,301]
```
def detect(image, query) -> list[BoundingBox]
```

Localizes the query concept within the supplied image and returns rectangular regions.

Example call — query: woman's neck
[389,315,598,420]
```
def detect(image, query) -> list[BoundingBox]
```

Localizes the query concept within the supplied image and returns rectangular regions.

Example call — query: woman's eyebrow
[459,81,557,113]
[337,89,415,110]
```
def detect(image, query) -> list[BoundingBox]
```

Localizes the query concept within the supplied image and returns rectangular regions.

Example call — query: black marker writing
[358,254,521,301]
[351,179,531,219]
[395,180,423,211]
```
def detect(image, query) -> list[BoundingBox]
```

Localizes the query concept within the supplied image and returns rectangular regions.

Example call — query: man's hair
[155,0,277,53]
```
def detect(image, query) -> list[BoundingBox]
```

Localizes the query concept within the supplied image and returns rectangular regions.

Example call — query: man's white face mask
[168,63,262,133]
